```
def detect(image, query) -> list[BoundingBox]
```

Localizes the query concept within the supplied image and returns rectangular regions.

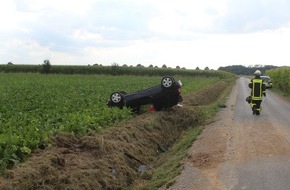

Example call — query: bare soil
[164,82,236,190]
[0,81,229,190]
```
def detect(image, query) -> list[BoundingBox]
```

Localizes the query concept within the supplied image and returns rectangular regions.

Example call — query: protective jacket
[248,77,266,100]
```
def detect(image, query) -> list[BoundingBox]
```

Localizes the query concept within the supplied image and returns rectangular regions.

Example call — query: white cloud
[219,0,290,33]
[0,0,290,69]
[72,29,104,41]
[148,0,229,35]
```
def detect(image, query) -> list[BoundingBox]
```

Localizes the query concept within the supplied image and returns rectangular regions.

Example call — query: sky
[1,0,290,70]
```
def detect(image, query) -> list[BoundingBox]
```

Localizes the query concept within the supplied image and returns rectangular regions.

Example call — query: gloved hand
[263,93,266,97]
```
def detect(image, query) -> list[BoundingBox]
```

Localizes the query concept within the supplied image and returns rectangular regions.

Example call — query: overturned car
[107,76,183,112]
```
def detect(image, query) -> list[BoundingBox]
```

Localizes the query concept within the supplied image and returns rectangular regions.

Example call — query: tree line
[218,65,278,75]
[0,62,232,79]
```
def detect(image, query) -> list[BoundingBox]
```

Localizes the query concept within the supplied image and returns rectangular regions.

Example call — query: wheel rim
[111,93,122,103]
[162,77,173,87]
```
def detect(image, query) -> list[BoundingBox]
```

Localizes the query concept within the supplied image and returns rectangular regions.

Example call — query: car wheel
[161,76,175,88]
[110,92,124,107]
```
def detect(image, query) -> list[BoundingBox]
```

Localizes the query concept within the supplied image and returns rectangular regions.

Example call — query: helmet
[254,70,261,76]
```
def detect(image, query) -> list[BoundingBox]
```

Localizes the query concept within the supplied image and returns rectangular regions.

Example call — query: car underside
[107,76,183,112]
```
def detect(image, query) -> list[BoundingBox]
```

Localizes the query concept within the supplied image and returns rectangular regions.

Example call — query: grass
[144,126,203,190]
[128,78,236,190]
[0,73,226,175]
[268,87,290,102]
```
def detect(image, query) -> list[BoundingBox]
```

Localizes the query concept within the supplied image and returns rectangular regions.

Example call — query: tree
[218,65,278,75]
[162,64,167,68]
[7,62,13,65]
[111,62,119,76]
[196,67,200,70]
[41,59,51,74]
[176,66,180,69]
[204,66,209,70]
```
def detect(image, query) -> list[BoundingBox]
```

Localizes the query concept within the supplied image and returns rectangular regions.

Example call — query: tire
[161,76,175,88]
[110,92,124,108]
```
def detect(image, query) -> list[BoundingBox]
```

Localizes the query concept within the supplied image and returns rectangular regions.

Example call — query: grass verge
[133,126,203,190]
[128,78,236,190]
[268,87,290,101]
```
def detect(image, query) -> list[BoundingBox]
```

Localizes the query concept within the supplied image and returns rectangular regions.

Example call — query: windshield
[261,76,271,82]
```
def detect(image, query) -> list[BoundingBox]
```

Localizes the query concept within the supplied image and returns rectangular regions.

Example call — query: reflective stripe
[250,103,255,108]
[251,79,263,100]
[250,103,262,111]
[262,82,266,93]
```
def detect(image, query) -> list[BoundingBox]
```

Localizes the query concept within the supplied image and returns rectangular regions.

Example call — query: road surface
[167,77,290,190]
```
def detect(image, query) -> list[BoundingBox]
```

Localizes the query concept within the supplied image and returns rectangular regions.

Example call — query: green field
[0,73,221,173]
[266,66,290,95]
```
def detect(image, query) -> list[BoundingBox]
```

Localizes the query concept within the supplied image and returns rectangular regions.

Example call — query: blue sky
[1,0,290,70]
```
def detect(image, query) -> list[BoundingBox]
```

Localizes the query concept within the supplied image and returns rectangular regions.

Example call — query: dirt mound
[0,81,229,190]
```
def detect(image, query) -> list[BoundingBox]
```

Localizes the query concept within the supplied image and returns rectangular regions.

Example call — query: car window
[261,76,270,82]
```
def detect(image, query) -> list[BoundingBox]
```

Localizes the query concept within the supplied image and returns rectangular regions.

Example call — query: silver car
[260,76,273,88]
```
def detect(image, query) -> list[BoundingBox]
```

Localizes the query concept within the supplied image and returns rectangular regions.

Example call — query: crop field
[0,73,221,173]
[266,66,290,94]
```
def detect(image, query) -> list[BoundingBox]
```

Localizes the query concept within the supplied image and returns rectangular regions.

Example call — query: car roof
[260,76,270,78]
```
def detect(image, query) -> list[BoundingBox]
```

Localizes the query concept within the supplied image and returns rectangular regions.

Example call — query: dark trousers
[251,100,262,111]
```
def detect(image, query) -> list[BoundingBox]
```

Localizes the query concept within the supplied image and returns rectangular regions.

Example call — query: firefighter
[248,70,266,115]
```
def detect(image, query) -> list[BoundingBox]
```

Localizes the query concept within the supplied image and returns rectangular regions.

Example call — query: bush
[266,67,290,94]
[41,60,51,74]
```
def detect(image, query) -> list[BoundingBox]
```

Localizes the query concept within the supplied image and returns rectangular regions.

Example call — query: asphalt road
[223,77,290,190]
[166,77,290,190]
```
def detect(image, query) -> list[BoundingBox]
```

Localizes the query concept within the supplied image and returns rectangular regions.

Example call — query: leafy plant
[0,73,229,174]
[266,67,290,94]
